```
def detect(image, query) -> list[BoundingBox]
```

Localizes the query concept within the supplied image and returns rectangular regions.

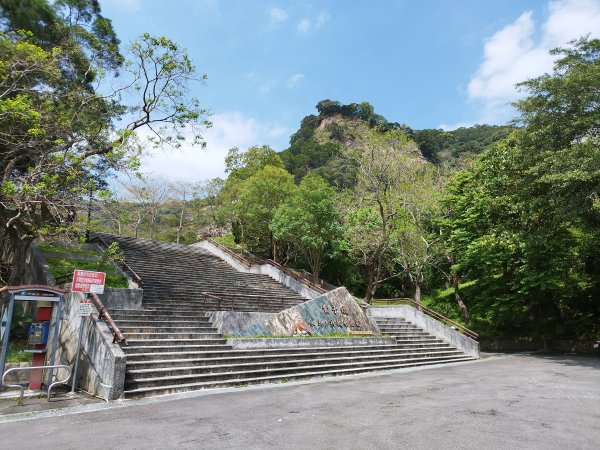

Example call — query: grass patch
[6,342,32,364]
[433,280,478,301]
[37,243,99,256]
[44,257,129,288]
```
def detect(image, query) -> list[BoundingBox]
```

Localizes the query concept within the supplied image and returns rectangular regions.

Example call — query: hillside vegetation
[5,5,595,345]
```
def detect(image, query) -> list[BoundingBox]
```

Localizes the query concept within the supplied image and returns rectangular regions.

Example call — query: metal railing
[200,291,302,312]
[90,292,128,345]
[2,364,71,405]
[372,297,479,340]
[206,239,255,267]
[89,235,143,287]
[207,239,329,294]
[264,259,328,294]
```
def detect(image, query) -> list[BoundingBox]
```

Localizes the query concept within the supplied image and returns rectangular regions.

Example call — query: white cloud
[258,79,277,94]
[138,112,289,182]
[298,19,311,34]
[467,0,600,123]
[437,121,476,131]
[287,73,305,88]
[297,11,330,34]
[268,7,288,26]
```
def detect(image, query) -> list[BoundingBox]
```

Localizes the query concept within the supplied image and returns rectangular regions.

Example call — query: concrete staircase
[90,234,476,398]
[113,303,475,398]
[374,316,472,356]
[94,233,307,312]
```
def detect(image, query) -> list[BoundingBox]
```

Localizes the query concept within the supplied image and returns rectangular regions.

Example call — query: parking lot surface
[1,353,599,449]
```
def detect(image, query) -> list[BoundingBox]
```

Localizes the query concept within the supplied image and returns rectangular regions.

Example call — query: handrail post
[89,293,128,345]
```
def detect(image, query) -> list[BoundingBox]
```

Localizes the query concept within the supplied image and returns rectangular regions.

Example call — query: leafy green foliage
[45,257,128,288]
[271,174,341,279]
[441,38,600,339]
[412,125,514,164]
[0,1,210,284]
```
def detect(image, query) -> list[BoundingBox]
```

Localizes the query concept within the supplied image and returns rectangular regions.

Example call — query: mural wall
[235,287,375,337]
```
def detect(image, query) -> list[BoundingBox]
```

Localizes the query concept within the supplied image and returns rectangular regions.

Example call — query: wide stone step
[124,332,223,340]
[394,336,445,343]
[379,326,421,332]
[114,320,213,327]
[126,348,465,371]
[123,344,233,354]
[119,327,223,338]
[124,338,228,347]
[123,342,456,362]
[124,357,475,398]
[111,311,210,320]
[124,355,476,392]
[126,350,467,379]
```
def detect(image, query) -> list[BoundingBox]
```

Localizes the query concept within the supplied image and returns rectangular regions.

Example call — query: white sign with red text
[72,270,106,294]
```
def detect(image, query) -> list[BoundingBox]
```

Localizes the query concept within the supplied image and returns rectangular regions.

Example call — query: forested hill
[280,99,514,184]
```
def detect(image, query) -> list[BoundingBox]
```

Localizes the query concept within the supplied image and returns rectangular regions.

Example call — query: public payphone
[27,321,50,346]
[0,286,65,393]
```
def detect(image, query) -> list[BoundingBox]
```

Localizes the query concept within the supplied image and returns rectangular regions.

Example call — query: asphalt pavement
[0,353,598,449]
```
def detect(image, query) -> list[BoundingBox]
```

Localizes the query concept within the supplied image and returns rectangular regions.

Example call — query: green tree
[234,166,296,259]
[340,127,422,301]
[443,38,600,339]
[0,1,210,284]
[271,174,341,281]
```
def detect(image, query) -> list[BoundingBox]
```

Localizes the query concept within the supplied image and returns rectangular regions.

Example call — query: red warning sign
[72,270,106,294]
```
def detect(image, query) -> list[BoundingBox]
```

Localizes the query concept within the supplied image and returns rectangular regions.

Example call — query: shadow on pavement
[522,352,600,369]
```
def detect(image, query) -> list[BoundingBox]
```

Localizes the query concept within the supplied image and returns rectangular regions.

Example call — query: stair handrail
[264,259,328,294]
[89,292,128,345]
[373,297,478,340]
[206,239,254,267]
[89,235,143,287]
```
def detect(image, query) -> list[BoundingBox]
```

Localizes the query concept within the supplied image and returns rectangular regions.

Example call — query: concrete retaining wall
[192,240,323,299]
[369,306,480,358]
[97,287,143,310]
[234,287,376,337]
[229,336,396,349]
[24,244,55,285]
[51,291,126,400]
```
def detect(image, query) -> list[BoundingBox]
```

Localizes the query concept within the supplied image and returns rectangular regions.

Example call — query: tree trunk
[364,267,377,303]
[453,275,470,322]
[414,282,422,304]
[176,202,185,244]
[8,236,33,286]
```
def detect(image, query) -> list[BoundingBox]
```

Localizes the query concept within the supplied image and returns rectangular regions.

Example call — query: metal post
[46,294,63,387]
[71,312,85,393]
[0,293,15,391]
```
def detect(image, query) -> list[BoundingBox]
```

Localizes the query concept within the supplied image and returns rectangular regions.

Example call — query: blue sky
[99,0,600,182]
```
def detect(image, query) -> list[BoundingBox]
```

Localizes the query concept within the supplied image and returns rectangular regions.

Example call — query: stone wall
[208,311,274,336]
[51,291,126,400]
[230,287,376,337]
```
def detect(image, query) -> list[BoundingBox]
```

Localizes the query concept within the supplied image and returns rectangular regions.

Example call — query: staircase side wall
[52,291,126,400]
[369,306,480,358]
[192,241,322,300]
